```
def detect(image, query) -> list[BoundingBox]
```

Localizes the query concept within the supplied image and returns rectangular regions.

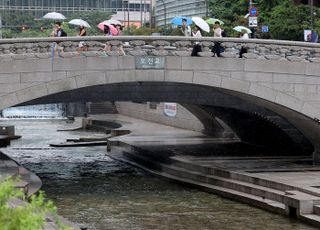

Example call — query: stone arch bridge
[1,36,320,161]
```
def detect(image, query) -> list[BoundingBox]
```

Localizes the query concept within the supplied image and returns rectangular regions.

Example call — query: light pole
[0,15,2,39]
[206,0,209,17]
[140,0,143,26]
[143,0,146,25]
[159,0,166,33]
[310,0,314,30]
[127,0,130,27]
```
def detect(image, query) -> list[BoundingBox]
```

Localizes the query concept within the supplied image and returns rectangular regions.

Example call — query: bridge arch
[1,37,320,160]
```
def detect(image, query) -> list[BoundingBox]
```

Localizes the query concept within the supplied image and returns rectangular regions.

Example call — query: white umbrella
[43,12,66,20]
[206,18,224,25]
[106,19,123,26]
[192,17,210,33]
[68,19,91,28]
[233,26,252,34]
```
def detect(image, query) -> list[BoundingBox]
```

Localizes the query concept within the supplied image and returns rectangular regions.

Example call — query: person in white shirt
[191,26,202,56]
[212,21,223,57]
[239,29,250,58]
[213,22,222,38]
[240,30,250,39]
[192,26,202,38]
[181,19,191,37]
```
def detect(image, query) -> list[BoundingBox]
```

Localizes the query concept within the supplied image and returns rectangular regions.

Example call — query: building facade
[155,0,207,27]
[0,0,150,17]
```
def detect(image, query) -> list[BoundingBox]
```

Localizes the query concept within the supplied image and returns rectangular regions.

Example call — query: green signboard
[135,56,165,69]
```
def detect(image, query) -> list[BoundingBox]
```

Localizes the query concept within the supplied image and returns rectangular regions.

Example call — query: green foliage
[209,0,320,41]
[1,10,113,38]
[268,0,314,40]
[123,25,161,35]
[1,2,319,40]
[0,178,70,230]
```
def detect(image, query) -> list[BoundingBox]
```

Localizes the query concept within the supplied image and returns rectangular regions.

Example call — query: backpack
[60,29,67,37]
[221,30,227,37]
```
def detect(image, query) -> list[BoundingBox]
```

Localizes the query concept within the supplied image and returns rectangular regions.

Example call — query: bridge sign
[136,56,165,69]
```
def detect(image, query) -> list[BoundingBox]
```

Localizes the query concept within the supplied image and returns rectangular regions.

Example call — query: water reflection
[2,104,65,118]
[1,120,317,230]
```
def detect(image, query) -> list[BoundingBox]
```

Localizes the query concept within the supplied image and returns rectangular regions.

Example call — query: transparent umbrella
[191,17,210,33]
[233,26,252,34]
[68,19,91,28]
[106,19,123,26]
[206,18,224,25]
[43,12,66,20]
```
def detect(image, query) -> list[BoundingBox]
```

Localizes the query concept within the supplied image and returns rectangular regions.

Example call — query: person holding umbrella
[239,29,249,58]
[212,21,223,57]
[50,22,67,57]
[103,24,113,37]
[43,12,67,58]
[102,25,113,53]
[171,16,192,36]
[233,26,251,58]
[190,17,209,57]
[68,19,91,54]
[97,22,119,55]
[114,24,126,56]
[240,29,250,39]
[50,22,67,37]
[77,25,88,53]
[191,26,202,56]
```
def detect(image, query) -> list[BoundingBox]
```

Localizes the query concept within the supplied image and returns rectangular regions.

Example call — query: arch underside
[19,82,316,156]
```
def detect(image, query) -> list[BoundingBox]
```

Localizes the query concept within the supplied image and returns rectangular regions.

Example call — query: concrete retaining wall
[115,102,204,132]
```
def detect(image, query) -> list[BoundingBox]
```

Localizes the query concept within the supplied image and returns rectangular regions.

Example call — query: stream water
[0,119,317,230]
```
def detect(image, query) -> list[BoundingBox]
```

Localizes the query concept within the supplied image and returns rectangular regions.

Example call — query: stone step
[110,149,320,228]
[314,205,320,215]
[161,164,286,203]
[300,214,320,228]
[170,156,295,192]
[107,150,286,215]
[158,170,286,214]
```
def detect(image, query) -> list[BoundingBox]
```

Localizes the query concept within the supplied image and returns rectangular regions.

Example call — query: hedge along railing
[0,36,320,62]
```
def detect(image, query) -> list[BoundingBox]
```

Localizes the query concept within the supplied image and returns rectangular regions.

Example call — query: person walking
[191,26,202,56]
[50,22,67,38]
[50,22,66,57]
[212,21,223,57]
[239,29,249,58]
[102,25,113,53]
[77,25,88,53]
[114,24,126,56]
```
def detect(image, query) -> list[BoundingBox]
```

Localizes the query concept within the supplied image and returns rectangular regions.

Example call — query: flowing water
[0,119,317,230]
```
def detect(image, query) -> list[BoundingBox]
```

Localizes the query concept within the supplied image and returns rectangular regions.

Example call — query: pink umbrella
[98,21,118,36]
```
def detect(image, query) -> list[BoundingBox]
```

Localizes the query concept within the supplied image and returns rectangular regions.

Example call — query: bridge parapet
[0,36,320,62]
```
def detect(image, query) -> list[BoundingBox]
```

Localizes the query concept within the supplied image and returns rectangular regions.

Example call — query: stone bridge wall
[1,36,320,61]
[115,102,204,132]
[0,36,320,156]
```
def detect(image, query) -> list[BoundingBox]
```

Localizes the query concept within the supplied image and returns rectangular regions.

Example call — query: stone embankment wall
[115,102,204,132]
